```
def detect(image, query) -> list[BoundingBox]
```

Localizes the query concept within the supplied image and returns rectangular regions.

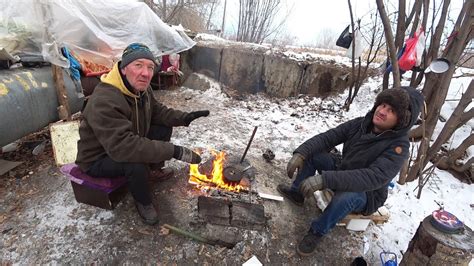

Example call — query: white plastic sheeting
[0,0,195,67]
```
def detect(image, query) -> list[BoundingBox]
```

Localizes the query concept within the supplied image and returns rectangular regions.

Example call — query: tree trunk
[395,0,406,51]
[401,215,474,265]
[421,0,451,106]
[426,80,473,162]
[377,0,401,88]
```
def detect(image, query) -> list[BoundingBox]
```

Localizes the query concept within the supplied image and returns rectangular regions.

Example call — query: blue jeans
[290,153,367,235]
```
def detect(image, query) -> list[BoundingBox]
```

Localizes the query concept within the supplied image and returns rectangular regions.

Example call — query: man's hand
[300,174,324,197]
[184,110,210,126]
[173,145,201,164]
[287,153,305,179]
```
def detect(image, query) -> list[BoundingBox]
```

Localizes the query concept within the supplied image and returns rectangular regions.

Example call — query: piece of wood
[341,213,390,225]
[198,196,231,226]
[51,65,71,121]
[401,215,474,265]
[258,192,283,202]
[0,159,23,176]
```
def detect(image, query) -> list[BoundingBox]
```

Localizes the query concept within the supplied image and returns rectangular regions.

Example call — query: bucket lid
[430,209,464,234]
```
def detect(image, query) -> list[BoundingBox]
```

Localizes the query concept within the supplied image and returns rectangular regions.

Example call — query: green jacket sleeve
[149,91,189,127]
[85,90,175,163]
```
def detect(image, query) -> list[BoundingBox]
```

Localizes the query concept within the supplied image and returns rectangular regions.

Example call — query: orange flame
[188,150,247,192]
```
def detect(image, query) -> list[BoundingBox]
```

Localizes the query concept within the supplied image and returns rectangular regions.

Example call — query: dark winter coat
[294,87,423,215]
[76,63,190,172]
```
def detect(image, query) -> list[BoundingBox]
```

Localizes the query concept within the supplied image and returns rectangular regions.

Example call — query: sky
[220,0,466,46]
[284,0,377,45]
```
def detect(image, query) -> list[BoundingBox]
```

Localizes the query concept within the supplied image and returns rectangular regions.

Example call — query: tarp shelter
[0,0,196,68]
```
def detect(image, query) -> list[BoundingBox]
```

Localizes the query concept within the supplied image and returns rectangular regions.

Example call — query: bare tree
[376,0,401,88]
[404,1,473,189]
[343,8,385,110]
[144,0,221,32]
[314,28,338,49]
[373,0,474,197]
[236,0,289,44]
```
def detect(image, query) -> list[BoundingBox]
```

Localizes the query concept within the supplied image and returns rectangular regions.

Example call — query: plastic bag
[346,28,364,59]
[336,25,352,49]
[399,27,425,71]
[415,30,425,67]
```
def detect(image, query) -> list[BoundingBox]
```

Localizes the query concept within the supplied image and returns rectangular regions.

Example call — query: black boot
[297,230,323,256]
[135,201,159,225]
[277,184,304,206]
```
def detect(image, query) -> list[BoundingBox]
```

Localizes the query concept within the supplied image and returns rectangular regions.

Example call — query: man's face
[121,58,155,92]
[372,103,399,133]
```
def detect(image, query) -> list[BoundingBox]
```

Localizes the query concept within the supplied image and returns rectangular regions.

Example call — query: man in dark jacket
[76,43,210,225]
[277,87,423,256]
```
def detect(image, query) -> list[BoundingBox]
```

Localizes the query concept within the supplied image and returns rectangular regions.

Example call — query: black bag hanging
[336,25,353,49]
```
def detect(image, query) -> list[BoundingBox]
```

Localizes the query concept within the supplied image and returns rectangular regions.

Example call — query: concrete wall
[263,55,305,97]
[181,44,352,98]
[219,48,265,94]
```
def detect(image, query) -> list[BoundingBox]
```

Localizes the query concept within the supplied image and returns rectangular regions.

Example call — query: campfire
[188,150,249,193]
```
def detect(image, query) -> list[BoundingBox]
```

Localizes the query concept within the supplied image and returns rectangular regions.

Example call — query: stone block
[198,196,230,226]
[231,200,265,230]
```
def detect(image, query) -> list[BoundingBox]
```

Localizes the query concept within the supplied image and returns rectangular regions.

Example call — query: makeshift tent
[0,0,196,68]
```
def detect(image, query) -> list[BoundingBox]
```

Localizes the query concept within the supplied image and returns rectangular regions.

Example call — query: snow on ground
[195,33,360,67]
[170,67,473,263]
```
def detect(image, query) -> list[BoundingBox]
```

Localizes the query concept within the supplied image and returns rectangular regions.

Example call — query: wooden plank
[0,159,23,176]
[51,65,71,121]
[258,192,283,201]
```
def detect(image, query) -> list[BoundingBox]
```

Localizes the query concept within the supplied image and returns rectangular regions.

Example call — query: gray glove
[173,145,201,164]
[300,174,324,197]
[287,153,305,179]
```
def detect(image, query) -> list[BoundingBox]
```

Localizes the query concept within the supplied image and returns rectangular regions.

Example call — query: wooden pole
[39,1,71,121]
[52,65,72,121]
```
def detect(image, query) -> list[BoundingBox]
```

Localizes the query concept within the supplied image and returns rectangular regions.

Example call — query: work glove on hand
[286,153,305,179]
[184,110,210,126]
[300,174,324,198]
[173,145,202,164]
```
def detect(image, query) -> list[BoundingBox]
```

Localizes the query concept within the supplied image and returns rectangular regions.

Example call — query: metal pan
[425,58,451,74]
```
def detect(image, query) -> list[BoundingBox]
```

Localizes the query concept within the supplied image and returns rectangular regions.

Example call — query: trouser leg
[87,156,152,205]
[311,191,367,235]
[290,152,337,192]
[147,125,172,169]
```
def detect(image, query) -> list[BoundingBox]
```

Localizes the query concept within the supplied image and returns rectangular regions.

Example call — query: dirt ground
[0,83,369,264]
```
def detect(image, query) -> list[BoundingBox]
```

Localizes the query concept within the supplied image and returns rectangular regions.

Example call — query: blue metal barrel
[0,66,84,147]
